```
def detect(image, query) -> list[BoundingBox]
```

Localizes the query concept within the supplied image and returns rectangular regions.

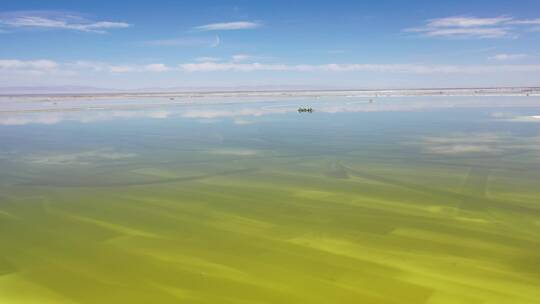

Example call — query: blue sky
[1,0,540,89]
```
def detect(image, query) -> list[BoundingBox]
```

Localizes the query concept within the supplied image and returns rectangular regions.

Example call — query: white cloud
[0,59,58,70]
[65,61,171,73]
[108,63,173,73]
[3,58,540,86]
[0,59,60,77]
[180,62,288,72]
[1,59,174,76]
[194,21,260,31]
[230,54,272,63]
[489,53,528,61]
[108,65,135,73]
[0,11,130,33]
[144,63,170,72]
[406,15,540,38]
[178,61,540,74]
[68,60,107,71]
[69,63,162,73]
[76,21,130,31]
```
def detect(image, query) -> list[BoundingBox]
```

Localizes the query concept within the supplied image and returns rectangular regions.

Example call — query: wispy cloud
[141,35,220,47]
[412,27,510,38]
[426,16,511,28]
[0,11,130,33]
[489,53,528,61]
[507,18,540,25]
[194,21,260,31]
[405,15,540,38]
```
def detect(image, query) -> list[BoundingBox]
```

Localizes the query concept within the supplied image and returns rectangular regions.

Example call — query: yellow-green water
[1,97,540,303]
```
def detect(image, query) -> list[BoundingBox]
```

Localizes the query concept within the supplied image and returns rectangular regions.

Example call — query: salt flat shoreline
[1,87,539,102]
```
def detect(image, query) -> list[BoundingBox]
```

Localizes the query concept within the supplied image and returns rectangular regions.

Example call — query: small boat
[298,107,313,113]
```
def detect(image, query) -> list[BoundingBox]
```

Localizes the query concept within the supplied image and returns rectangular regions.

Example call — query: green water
[1,97,540,303]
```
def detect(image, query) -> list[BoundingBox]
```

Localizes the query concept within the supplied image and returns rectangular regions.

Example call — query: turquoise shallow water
[1,96,540,303]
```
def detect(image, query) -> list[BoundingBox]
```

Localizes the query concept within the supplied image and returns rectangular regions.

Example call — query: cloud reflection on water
[1,96,540,126]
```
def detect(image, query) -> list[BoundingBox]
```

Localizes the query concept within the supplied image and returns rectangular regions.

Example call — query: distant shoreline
[1,86,539,101]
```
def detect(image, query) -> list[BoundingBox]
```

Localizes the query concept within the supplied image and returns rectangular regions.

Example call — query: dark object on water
[169,97,175,100]
[298,107,313,113]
